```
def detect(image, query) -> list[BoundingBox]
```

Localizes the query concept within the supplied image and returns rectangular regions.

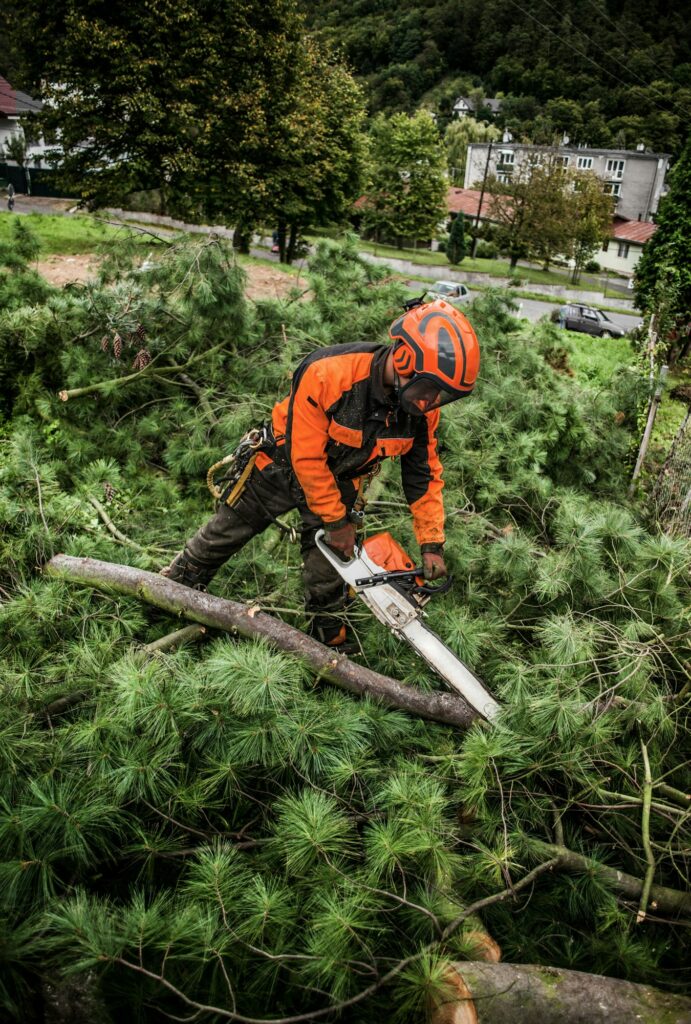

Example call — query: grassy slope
[0,212,148,254]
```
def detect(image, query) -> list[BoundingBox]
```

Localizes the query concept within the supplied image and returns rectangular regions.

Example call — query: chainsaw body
[315,530,500,721]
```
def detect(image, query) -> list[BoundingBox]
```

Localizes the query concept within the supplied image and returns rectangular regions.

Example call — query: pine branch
[142,624,207,655]
[86,496,170,554]
[113,860,560,1024]
[176,373,220,426]
[44,555,479,729]
[58,341,228,401]
[531,840,691,917]
[636,741,656,924]
[656,783,691,809]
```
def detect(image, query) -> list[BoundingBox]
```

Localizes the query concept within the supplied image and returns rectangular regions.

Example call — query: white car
[428,280,471,305]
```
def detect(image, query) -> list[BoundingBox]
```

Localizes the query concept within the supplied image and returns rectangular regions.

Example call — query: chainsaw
[315,530,500,721]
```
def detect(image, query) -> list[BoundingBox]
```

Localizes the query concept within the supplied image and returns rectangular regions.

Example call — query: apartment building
[464,142,669,223]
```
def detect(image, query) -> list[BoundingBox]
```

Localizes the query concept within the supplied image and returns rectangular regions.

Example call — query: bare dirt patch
[35,254,101,286]
[34,252,306,300]
[244,262,308,301]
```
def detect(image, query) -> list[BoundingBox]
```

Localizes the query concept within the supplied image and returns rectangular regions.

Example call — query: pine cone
[100,335,110,352]
[132,348,152,371]
[136,323,147,340]
[103,481,117,503]
[113,333,123,359]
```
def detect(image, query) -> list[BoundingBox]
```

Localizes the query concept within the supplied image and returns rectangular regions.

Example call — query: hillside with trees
[303,0,691,154]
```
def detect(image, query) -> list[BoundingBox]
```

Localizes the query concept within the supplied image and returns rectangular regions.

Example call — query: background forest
[0,222,689,1021]
[304,0,691,154]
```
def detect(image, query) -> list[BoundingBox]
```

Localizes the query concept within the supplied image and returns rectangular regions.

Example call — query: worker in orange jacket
[163,299,480,648]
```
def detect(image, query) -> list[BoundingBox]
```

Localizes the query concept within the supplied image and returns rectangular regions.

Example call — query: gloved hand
[324,521,356,560]
[422,549,448,581]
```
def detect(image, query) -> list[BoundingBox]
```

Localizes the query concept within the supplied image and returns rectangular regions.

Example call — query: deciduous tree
[567,169,614,283]
[444,118,501,184]
[363,110,447,247]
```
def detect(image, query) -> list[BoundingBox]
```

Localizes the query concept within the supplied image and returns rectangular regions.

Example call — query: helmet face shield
[398,375,465,416]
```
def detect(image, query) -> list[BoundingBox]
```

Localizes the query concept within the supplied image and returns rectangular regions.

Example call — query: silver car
[428,280,471,305]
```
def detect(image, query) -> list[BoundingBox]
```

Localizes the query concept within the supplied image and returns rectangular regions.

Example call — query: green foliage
[635,134,691,327]
[0,226,689,1020]
[363,110,448,245]
[446,212,467,265]
[11,2,367,244]
[444,117,501,184]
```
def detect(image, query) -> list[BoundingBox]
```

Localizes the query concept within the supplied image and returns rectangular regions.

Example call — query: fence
[652,405,691,538]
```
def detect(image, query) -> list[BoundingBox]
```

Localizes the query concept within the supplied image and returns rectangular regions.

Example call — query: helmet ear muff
[392,341,416,378]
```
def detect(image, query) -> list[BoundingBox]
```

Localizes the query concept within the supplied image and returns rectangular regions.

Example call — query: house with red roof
[0,74,45,191]
[599,216,657,276]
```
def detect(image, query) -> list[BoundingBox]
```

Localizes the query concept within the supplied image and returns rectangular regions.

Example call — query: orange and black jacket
[261,342,445,548]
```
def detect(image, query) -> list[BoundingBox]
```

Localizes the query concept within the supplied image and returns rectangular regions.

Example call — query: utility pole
[471,141,493,258]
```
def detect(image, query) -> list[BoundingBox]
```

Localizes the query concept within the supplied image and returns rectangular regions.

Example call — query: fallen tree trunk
[432,961,691,1024]
[45,555,478,730]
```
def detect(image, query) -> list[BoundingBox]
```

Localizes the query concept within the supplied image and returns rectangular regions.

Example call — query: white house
[599,218,656,276]
[0,75,47,182]
[453,96,503,118]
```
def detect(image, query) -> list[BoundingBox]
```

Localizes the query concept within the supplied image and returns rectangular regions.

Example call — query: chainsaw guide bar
[315,531,500,721]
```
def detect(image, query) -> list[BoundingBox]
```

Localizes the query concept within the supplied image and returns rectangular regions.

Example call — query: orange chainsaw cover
[363,532,416,573]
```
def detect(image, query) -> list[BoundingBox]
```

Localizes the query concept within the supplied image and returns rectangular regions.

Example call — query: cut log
[45,555,479,730]
[430,961,691,1024]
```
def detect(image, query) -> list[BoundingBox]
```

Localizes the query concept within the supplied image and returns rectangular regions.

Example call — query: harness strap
[222,453,259,507]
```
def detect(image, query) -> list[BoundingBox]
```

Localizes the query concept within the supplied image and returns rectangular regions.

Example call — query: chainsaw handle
[414,575,454,597]
[354,567,454,599]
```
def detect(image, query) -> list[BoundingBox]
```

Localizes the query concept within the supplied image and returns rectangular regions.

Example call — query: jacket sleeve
[285,361,349,527]
[400,409,445,547]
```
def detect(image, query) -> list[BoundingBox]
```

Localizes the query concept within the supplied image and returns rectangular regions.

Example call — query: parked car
[560,303,627,338]
[428,280,471,305]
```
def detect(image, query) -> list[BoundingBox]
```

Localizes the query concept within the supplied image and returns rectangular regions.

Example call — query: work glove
[324,521,357,560]
[421,546,448,581]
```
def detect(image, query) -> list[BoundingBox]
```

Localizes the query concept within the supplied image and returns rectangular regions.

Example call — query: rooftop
[468,141,670,160]
[611,218,657,244]
[0,75,42,116]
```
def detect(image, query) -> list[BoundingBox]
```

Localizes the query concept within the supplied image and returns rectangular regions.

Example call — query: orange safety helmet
[388,298,480,415]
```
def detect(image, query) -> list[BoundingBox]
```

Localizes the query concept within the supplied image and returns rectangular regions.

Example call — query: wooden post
[629,364,668,497]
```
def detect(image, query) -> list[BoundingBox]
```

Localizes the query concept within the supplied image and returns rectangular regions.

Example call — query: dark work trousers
[165,460,358,642]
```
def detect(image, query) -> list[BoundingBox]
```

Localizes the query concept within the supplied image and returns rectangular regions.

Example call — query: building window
[604,182,621,197]
[555,155,570,167]
[497,171,512,184]
[606,158,626,179]
[498,150,515,166]
[577,156,593,170]
[602,239,610,252]
[617,241,630,258]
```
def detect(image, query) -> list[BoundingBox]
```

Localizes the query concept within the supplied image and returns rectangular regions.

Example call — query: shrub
[474,240,498,259]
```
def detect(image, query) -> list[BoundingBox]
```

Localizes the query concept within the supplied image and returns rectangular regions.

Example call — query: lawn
[322,235,627,292]
[562,331,635,385]
[0,211,149,254]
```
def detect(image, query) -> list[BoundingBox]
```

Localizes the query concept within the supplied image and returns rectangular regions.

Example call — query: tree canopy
[7,0,366,245]
[363,110,447,245]
[635,134,691,328]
